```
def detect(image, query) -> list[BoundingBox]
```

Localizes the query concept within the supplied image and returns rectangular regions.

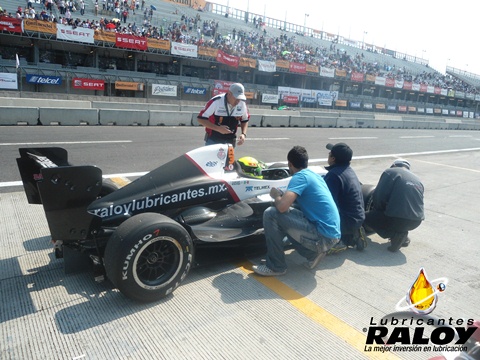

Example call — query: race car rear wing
[16,148,103,242]
[17,147,70,204]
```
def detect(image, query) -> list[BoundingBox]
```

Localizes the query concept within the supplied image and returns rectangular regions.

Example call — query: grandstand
[0,0,479,119]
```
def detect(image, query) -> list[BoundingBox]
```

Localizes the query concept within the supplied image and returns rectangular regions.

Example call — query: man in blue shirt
[253,146,341,276]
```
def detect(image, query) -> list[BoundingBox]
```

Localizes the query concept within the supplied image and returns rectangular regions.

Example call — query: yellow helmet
[238,156,265,178]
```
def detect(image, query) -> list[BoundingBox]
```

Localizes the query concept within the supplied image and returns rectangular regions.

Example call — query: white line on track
[2,147,480,189]
[248,138,289,140]
[399,136,435,139]
[327,137,378,140]
[0,140,132,146]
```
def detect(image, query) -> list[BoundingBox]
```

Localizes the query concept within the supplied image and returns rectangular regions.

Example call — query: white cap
[229,83,246,100]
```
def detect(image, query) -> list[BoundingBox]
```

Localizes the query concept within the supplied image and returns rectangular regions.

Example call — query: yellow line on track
[109,177,131,187]
[237,260,399,360]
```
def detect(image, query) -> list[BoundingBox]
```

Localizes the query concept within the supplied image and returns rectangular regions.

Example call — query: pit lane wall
[0,100,479,129]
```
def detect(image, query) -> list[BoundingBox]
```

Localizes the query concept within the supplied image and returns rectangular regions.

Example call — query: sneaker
[304,251,326,269]
[326,241,347,255]
[355,227,368,251]
[402,237,410,247]
[388,232,408,252]
[252,264,286,276]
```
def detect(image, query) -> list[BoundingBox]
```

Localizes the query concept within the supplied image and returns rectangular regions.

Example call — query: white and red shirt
[198,93,249,143]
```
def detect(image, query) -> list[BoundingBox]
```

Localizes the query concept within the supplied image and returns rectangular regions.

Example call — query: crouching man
[253,146,341,276]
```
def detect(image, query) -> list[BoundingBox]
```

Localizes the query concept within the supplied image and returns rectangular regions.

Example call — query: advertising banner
[0,72,18,89]
[387,104,397,111]
[363,103,373,109]
[408,106,417,112]
[275,60,290,69]
[184,86,207,95]
[171,42,198,58]
[23,19,56,34]
[385,78,395,87]
[216,49,239,68]
[403,81,412,90]
[258,60,276,72]
[289,62,306,74]
[335,69,347,78]
[147,38,170,51]
[57,24,94,44]
[262,93,279,104]
[350,72,364,82]
[0,16,22,33]
[94,30,116,43]
[316,90,338,106]
[366,74,376,82]
[198,46,217,58]
[213,80,231,96]
[335,100,348,107]
[239,57,256,68]
[375,76,386,86]
[349,101,361,109]
[395,80,404,89]
[302,96,316,104]
[152,84,177,96]
[115,81,144,91]
[26,74,62,85]
[375,103,386,110]
[306,64,319,73]
[72,78,105,90]
[320,67,335,78]
[398,105,407,112]
[115,34,147,50]
[283,95,298,104]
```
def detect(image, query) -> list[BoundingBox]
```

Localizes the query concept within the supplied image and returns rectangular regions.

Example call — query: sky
[211,0,479,76]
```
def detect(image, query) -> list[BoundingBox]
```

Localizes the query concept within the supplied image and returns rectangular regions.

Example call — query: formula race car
[17,144,374,302]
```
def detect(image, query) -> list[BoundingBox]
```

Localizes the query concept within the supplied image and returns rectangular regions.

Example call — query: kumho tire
[104,213,194,302]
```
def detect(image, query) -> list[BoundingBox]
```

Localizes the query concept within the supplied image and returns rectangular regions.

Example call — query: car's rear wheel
[99,178,121,198]
[104,213,194,302]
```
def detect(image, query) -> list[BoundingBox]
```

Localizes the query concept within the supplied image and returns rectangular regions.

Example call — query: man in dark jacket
[364,159,424,252]
[324,143,367,253]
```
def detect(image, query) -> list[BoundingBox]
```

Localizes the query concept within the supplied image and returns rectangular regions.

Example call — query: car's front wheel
[104,213,194,302]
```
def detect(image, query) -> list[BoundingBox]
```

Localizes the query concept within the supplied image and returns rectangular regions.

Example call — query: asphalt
[1,127,479,360]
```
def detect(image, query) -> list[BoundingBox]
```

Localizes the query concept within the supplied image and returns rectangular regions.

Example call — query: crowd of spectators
[1,0,477,94]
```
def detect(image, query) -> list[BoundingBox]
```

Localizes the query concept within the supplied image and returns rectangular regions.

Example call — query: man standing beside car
[197,83,250,148]
[253,146,341,276]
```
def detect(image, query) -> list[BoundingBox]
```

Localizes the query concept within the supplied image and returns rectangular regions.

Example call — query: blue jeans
[263,206,339,272]
[205,134,236,147]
